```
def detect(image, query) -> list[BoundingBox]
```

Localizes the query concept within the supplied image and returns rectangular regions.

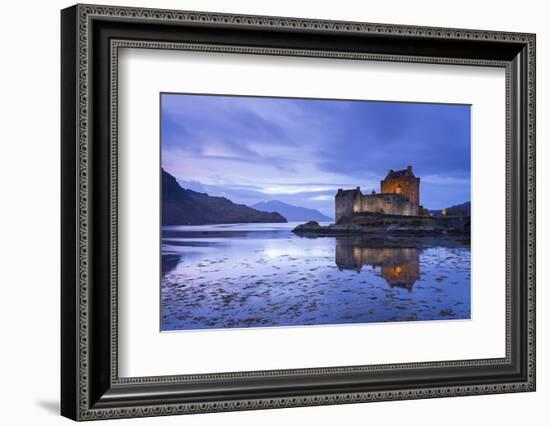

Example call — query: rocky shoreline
[291,219,470,247]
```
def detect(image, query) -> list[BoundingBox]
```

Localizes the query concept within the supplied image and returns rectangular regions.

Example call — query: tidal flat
[161,222,471,331]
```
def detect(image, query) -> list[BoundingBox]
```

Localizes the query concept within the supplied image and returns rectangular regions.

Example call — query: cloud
[260,185,337,195]
[310,195,333,201]
[313,102,471,180]
[162,94,471,210]
[422,174,470,185]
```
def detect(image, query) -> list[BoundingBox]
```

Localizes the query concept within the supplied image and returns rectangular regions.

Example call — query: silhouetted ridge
[162,169,287,225]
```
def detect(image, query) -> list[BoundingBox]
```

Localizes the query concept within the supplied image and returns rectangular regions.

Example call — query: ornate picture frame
[61,4,535,421]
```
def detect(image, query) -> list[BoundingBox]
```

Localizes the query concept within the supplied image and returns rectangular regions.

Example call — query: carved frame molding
[61,4,536,421]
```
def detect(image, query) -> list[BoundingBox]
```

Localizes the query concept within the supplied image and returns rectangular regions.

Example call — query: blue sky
[161,93,471,218]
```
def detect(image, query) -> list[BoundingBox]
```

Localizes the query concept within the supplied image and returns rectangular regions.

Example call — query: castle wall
[361,194,418,216]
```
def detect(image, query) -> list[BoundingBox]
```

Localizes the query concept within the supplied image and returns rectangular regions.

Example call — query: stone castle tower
[381,166,420,206]
[335,166,421,222]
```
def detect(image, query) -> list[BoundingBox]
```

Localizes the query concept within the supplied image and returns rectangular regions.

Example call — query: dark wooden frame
[61,3,536,421]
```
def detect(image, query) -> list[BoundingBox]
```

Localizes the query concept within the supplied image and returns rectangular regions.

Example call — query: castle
[335,166,425,223]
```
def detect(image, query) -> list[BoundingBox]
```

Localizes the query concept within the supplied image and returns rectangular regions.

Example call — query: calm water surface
[161,222,470,331]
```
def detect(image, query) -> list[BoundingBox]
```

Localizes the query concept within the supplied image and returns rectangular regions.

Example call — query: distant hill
[251,200,332,222]
[162,170,287,225]
[429,201,471,217]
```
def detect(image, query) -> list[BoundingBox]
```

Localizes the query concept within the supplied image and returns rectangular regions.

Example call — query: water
[161,222,471,331]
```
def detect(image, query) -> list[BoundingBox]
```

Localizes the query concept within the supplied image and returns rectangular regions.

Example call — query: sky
[161,93,471,218]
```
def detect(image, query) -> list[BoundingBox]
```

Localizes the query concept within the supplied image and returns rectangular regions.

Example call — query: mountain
[251,200,333,222]
[162,170,287,225]
[429,201,471,217]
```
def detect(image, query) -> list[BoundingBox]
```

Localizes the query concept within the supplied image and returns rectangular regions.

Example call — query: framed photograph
[61,4,536,421]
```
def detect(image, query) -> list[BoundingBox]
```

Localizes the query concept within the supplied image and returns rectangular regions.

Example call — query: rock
[292,221,321,232]
[303,220,321,228]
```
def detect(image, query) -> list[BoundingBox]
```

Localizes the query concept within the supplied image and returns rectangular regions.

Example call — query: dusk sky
[161,93,471,218]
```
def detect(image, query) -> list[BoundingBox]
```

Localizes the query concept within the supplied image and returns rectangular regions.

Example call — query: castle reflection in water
[335,239,421,292]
